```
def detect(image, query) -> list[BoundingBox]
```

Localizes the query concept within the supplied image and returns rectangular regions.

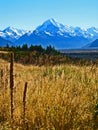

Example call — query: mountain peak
[3,26,15,32]
[37,18,59,29]
[44,18,58,26]
[1,26,28,42]
[35,18,66,34]
[3,26,27,36]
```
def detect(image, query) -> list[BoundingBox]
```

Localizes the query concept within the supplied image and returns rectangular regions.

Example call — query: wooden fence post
[23,82,28,129]
[10,52,14,129]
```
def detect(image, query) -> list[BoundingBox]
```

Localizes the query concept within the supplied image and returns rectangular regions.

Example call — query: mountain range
[0,18,98,49]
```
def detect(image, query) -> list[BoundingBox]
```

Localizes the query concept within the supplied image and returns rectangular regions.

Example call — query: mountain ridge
[0,26,28,42]
[0,18,98,49]
[83,39,98,49]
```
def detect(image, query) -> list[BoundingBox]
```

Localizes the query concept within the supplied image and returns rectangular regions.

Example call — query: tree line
[0,44,64,65]
[1,44,60,55]
[0,44,97,66]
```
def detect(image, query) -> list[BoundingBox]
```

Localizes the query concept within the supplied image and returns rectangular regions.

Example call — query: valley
[60,49,98,60]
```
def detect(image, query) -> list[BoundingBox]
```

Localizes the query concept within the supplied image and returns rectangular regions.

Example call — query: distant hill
[83,39,98,49]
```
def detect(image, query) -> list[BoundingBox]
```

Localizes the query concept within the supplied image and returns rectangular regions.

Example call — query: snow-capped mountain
[87,27,98,39]
[35,18,72,35]
[0,27,28,42]
[0,18,98,48]
[34,19,98,39]
[0,30,5,37]
[15,19,98,49]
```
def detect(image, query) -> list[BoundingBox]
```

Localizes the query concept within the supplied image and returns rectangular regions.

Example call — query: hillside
[0,36,13,47]
[0,57,98,129]
[85,39,98,48]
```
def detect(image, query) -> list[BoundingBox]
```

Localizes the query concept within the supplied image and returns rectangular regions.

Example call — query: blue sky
[0,0,98,30]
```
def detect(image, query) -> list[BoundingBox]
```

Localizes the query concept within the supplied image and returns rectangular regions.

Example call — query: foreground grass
[0,59,98,129]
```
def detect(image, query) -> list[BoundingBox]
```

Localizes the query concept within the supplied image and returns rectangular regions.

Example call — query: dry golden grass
[0,58,98,129]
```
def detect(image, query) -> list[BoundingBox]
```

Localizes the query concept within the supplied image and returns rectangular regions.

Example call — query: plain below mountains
[0,18,98,49]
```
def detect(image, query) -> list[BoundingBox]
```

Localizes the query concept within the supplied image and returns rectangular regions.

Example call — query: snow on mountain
[0,18,98,49]
[35,18,74,36]
[0,27,28,42]
[86,27,98,39]
[16,19,92,49]
[35,19,98,39]
[0,30,6,37]
[3,26,27,36]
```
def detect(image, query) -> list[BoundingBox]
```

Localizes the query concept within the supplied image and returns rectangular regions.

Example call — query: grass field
[0,58,98,129]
